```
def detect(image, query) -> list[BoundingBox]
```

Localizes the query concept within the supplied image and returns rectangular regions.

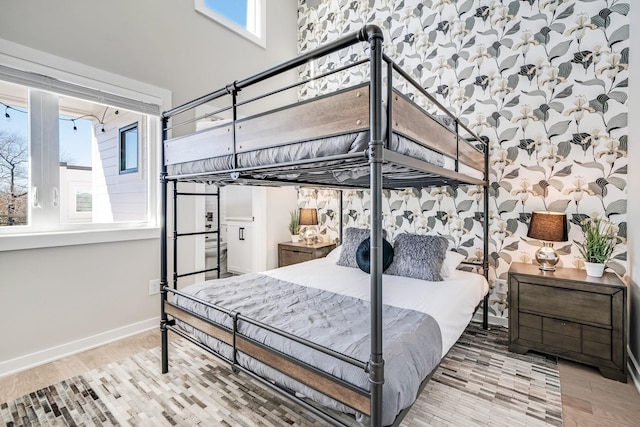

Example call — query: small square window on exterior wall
[119,123,138,175]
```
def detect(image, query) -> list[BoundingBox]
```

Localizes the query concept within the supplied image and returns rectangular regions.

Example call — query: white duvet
[264,252,489,358]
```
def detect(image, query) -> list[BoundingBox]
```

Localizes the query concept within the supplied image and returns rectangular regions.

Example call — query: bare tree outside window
[0,130,28,226]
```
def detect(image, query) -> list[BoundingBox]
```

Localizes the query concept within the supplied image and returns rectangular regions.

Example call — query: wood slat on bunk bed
[391,90,485,171]
[164,84,371,167]
[164,121,234,165]
[164,304,371,415]
[235,84,370,153]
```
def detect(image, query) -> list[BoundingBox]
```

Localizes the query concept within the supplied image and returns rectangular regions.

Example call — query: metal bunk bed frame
[160,25,490,427]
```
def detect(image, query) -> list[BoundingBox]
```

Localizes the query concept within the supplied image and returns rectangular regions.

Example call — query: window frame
[119,122,139,175]
[0,38,171,251]
[194,0,266,48]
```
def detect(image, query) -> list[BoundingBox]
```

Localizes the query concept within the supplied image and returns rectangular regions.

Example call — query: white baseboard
[629,347,640,394]
[0,317,159,378]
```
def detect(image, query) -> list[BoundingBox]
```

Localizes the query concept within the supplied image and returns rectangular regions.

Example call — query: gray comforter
[167,130,445,182]
[173,273,442,426]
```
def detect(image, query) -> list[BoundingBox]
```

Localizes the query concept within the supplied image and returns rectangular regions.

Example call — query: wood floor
[558,359,640,426]
[1,329,639,426]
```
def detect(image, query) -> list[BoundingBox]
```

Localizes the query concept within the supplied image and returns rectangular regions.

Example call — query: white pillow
[441,250,466,277]
[326,245,342,262]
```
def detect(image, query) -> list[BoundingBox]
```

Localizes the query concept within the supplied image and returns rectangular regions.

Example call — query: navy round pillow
[356,238,394,274]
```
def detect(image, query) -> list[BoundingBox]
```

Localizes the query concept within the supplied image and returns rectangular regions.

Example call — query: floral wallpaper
[296,0,629,321]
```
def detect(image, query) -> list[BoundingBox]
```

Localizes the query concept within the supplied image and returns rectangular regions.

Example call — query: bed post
[217,186,221,279]
[362,24,385,427]
[338,190,343,245]
[483,140,490,330]
[161,116,169,373]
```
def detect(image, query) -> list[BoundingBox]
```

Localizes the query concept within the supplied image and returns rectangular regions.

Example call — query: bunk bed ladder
[172,187,223,280]
[161,110,223,373]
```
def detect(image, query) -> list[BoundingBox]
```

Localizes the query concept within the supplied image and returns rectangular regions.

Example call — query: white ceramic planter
[290,234,300,243]
[584,261,605,278]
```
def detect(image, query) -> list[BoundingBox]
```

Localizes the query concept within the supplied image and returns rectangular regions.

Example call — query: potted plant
[575,217,617,277]
[288,209,301,242]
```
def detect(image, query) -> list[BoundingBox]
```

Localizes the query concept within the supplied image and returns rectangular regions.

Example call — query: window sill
[0,227,160,252]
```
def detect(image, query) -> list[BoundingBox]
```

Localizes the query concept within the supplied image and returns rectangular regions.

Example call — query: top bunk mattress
[164,85,486,184]
[167,128,482,182]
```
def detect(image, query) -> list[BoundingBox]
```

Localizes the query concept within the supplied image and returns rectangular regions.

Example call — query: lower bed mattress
[171,256,488,425]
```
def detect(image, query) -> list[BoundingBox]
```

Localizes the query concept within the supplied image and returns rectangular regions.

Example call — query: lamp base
[302,227,316,245]
[535,242,559,271]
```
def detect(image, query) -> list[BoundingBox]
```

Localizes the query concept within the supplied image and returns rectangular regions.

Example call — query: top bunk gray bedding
[167,129,447,181]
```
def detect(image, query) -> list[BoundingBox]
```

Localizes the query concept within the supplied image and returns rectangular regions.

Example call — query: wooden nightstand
[508,262,627,382]
[278,241,337,267]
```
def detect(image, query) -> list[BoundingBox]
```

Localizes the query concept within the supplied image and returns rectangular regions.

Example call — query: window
[119,123,139,174]
[195,0,266,47]
[0,82,28,227]
[75,186,92,213]
[0,78,153,233]
[0,41,169,250]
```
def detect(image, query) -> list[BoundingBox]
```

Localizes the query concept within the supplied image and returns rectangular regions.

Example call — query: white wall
[0,0,298,374]
[255,186,298,270]
[0,240,158,373]
[221,185,298,273]
[627,2,640,391]
[0,0,298,110]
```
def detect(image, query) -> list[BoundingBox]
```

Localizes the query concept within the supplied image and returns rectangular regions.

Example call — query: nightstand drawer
[583,325,611,345]
[543,317,581,338]
[583,340,611,359]
[281,249,313,266]
[543,330,581,353]
[278,241,336,268]
[519,282,610,325]
[518,313,542,343]
[583,325,611,360]
[520,312,541,329]
[542,317,581,353]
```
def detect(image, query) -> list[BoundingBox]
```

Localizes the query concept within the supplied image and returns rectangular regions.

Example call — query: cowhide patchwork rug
[0,323,562,426]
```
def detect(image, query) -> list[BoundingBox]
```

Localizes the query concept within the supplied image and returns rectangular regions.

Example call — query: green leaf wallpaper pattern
[296,0,628,320]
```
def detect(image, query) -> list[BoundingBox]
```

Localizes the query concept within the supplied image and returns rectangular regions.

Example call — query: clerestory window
[195,0,266,47]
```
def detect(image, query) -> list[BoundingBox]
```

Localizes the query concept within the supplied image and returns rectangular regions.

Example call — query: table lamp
[527,211,568,271]
[299,208,318,245]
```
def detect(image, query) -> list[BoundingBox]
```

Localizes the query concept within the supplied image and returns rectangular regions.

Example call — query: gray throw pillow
[337,227,387,269]
[385,234,449,281]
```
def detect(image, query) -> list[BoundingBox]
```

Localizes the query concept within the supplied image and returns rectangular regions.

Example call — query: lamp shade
[527,211,568,242]
[299,208,318,226]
